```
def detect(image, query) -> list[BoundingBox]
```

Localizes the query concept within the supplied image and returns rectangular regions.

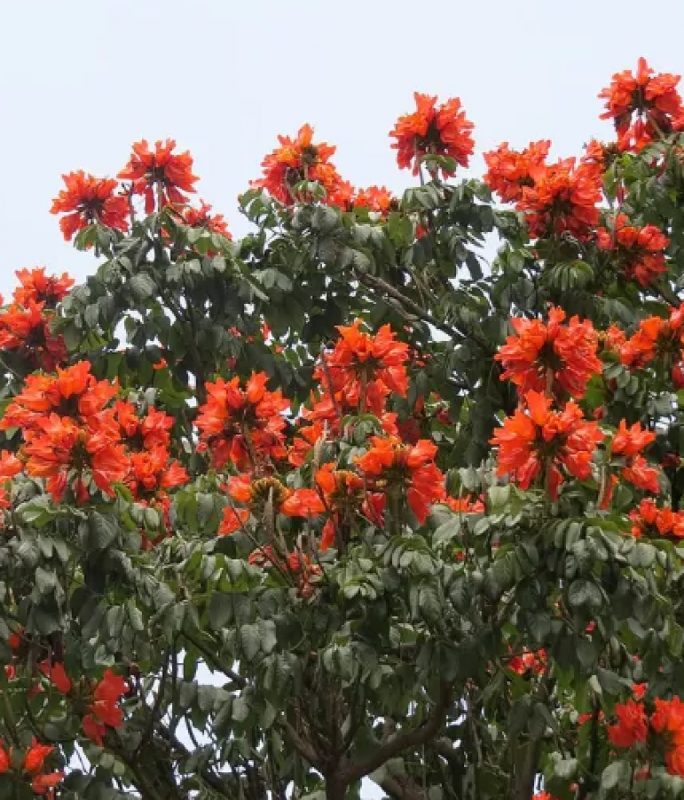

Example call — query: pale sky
[2,0,684,296]
[1,2,683,795]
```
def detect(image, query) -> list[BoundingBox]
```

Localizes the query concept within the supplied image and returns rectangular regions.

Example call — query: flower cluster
[174,199,231,238]
[315,320,409,416]
[390,92,474,178]
[608,695,684,777]
[195,372,289,471]
[483,140,550,203]
[351,185,395,215]
[209,321,445,574]
[50,171,129,241]
[620,304,684,371]
[484,143,602,240]
[118,138,198,213]
[495,306,601,400]
[0,362,187,514]
[490,390,604,499]
[599,57,684,151]
[629,498,684,538]
[596,212,669,286]
[40,662,127,747]
[355,436,444,525]
[51,140,230,243]
[508,647,547,676]
[82,669,128,746]
[0,268,72,373]
[252,123,348,206]
[611,420,660,494]
[0,738,63,797]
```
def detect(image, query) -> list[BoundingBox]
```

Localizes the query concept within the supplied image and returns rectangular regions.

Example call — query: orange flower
[0,743,8,773]
[612,420,656,458]
[607,699,648,748]
[633,683,648,700]
[195,373,289,470]
[620,305,684,370]
[355,436,444,524]
[446,495,485,513]
[31,772,64,797]
[483,140,550,203]
[23,739,54,774]
[581,139,615,174]
[115,402,174,451]
[490,391,604,499]
[176,200,232,238]
[314,464,365,550]
[50,170,129,240]
[508,648,546,676]
[622,455,661,494]
[651,696,684,758]
[1,361,118,432]
[315,320,409,415]
[39,660,72,695]
[13,268,74,308]
[218,475,291,535]
[667,747,684,777]
[118,138,198,213]
[252,123,345,206]
[352,185,395,215]
[611,420,660,494]
[0,301,67,371]
[390,92,474,177]
[495,306,601,399]
[518,158,602,241]
[629,499,684,538]
[22,411,129,502]
[218,505,251,536]
[128,447,188,497]
[82,669,127,746]
[597,213,669,286]
[0,450,22,481]
[281,488,326,518]
[599,58,684,151]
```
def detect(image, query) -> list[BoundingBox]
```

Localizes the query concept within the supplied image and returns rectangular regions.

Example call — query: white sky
[2,0,684,296]
[1,1,683,795]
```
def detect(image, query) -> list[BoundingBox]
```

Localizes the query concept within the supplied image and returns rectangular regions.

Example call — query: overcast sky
[1,2,683,794]
[2,0,684,298]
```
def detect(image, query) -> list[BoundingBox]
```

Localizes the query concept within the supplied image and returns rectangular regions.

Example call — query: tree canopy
[0,56,684,800]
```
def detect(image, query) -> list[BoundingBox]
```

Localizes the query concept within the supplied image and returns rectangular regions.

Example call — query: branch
[377,773,427,800]
[337,682,452,785]
[182,631,247,688]
[155,720,236,798]
[355,272,462,341]
[282,719,322,767]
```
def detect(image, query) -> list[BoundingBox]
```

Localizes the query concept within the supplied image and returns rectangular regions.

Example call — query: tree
[0,57,682,799]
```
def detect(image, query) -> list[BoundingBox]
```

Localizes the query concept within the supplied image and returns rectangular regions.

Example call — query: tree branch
[282,719,322,767]
[355,272,462,341]
[337,682,452,785]
[377,773,427,800]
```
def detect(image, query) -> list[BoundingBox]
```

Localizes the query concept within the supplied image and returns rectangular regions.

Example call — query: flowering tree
[1,57,684,800]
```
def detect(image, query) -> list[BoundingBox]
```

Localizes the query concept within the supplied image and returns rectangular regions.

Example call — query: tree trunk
[513,739,540,800]
[325,775,348,800]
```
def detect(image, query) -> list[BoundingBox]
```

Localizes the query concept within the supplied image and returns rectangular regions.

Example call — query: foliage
[1,59,684,799]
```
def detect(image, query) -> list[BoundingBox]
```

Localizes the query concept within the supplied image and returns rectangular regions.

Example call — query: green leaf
[567,579,603,610]
[128,273,157,301]
[208,593,233,630]
[240,623,260,661]
[601,759,630,790]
